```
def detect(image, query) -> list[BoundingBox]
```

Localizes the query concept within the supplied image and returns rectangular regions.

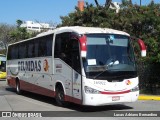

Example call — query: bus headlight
[131,85,139,92]
[84,86,100,94]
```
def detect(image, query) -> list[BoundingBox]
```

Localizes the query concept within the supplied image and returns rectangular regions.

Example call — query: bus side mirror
[131,37,147,57]
[79,35,87,58]
[138,39,146,57]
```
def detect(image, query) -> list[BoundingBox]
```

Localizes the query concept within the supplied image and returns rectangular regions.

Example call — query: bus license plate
[112,96,120,101]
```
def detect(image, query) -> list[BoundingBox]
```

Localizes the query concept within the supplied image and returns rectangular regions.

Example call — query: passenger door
[70,37,82,103]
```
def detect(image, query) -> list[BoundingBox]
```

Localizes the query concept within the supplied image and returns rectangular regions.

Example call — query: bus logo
[43,59,49,72]
[126,80,131,85]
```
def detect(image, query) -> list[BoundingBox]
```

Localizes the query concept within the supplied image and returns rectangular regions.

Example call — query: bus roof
[38,26,130,37]
[8,26,130,46]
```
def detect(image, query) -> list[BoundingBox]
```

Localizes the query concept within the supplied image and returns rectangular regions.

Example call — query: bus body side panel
[7,57,55,97]
[7,76,16,88]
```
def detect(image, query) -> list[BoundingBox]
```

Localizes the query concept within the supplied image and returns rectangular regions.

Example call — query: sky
[0,0,160,25]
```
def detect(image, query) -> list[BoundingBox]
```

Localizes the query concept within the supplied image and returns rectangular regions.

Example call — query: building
[20,21,55,32]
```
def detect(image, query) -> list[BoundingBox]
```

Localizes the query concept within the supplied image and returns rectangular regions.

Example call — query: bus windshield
[83,34,137,81]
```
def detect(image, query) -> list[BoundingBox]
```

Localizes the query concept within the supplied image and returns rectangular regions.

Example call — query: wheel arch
[55,81,66,95]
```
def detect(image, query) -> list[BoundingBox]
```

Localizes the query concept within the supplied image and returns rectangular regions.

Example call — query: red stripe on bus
[65,95,82,104]
[7,78,82,104]
[7,78,16,88]
[20,80,55,97]
[100,90,130,95]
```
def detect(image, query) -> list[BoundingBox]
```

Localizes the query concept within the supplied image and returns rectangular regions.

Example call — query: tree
[121,0,132,8]
[0,24,15,53]
[10,19,38,43]
[16,19,23,28]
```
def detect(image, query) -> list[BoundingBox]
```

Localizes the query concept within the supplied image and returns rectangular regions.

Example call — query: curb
[138,95,160,101]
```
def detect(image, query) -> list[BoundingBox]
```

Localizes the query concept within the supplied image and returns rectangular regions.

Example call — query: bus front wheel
[55,86,65,106]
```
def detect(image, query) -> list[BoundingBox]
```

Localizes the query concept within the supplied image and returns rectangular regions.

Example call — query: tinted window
[7,34,53,60]
[54,32,71,65]
[28,41,35,58]
[38,35,53,57]
[9,45,18,59]
[34,40,39,57]
[7,46,12,60]
[70,39,81,73]
[46,37,53,56]
[39,37,47,57]
[19,43,28,59]
[54,32,81,73]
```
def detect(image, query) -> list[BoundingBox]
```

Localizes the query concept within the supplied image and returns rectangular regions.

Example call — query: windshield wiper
[93,66,109,79]
[93,60,120,79]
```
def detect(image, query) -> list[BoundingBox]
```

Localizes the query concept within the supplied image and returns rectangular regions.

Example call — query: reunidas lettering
[18,60,41,72]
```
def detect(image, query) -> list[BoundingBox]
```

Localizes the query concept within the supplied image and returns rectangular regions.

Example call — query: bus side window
[54,33,71,61]
[7,45,18,60]
[54,35,61,58]
[12,46,18,59]
[19,43,27,59]
[71,39,81,74]
[46,35,53,56]
[34,39,39,57]
[39,37,47,57]
[54,32,81,73]
[7,46,12,60]
[28,41,35,58]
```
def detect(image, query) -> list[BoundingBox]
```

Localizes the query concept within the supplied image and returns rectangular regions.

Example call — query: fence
[138,62,160,95]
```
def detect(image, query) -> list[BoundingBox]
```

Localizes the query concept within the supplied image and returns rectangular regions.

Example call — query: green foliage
[16,19,23,28]
[0,24,15,54]
[9,20,38,43]
[60,2,160,63]
[0,20,38,54]
[10,27,31,42]
[122,0,132,6]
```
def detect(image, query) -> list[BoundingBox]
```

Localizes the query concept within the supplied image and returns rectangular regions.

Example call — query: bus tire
[16,79,22,95]
[55,85,65,106]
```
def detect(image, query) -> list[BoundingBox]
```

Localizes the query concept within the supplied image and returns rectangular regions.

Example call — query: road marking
[138,95,160,101]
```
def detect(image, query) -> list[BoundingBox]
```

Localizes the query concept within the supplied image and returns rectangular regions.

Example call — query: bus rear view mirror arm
[131,37,147,57]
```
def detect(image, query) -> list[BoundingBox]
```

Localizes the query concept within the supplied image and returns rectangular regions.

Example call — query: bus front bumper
[82,91,139,106]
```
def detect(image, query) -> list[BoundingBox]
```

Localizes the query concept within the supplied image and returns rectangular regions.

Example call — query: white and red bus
[7,26,146,106]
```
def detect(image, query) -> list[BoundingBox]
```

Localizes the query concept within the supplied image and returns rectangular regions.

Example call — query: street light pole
[140,0,141,6]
